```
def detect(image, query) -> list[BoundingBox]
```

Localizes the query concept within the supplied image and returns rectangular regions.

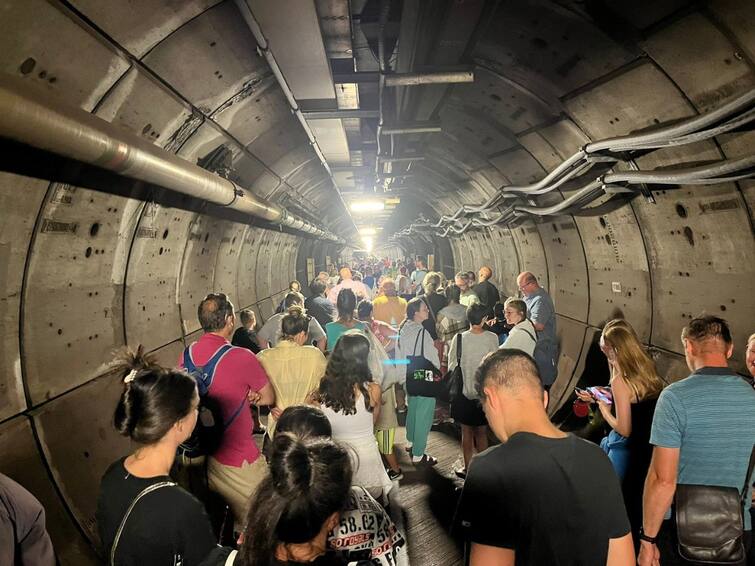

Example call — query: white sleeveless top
[320,392,393,497]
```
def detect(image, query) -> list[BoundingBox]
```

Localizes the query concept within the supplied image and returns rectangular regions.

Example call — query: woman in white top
[397,298,441,466]
[499,297,537,356]
[317,331,392,499]
[447,303,499,477]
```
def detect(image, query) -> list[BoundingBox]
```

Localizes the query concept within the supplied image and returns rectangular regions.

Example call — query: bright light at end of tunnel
[360,227,377,236]
[351,200,385,212]
[362,236,374,252]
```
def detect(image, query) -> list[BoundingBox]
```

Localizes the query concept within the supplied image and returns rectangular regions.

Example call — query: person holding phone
[575,319,664,541]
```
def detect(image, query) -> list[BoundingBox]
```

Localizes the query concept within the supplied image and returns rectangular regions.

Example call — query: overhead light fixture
[362,236,374,253]
[351,200,385,212]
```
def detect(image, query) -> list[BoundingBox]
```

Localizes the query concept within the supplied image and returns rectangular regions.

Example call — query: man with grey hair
[516,271,557,388]
[457,349,634,566]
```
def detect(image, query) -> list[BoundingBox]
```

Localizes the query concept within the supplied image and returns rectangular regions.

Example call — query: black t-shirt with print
[97,458,216,566]
[457,432,630,566]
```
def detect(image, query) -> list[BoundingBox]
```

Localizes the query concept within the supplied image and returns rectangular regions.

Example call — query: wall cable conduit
[392,88,755,239]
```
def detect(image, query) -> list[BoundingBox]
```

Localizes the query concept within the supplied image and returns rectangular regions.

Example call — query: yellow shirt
[372,295,408,327]
[256,341,327,435]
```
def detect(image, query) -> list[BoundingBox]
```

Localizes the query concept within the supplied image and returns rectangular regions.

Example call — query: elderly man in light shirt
[327,267,371,304]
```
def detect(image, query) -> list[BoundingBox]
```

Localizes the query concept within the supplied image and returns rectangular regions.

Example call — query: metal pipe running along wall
[0,74,341,242]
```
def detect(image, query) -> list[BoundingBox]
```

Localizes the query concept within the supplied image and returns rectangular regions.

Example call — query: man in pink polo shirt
[181,293,274,530]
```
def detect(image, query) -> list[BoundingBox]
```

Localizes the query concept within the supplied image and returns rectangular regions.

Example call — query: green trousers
[406,395,436,458]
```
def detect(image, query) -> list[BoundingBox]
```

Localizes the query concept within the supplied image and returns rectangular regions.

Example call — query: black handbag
[444,333,463,402]
[403,327,444,398]
[675,444,755,564]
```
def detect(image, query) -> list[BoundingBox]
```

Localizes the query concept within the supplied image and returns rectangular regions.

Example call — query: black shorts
[451,393,488,427]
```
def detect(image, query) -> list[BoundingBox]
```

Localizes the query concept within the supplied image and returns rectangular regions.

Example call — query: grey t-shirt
[448,330,500,400]
[257,312,325,347]
[524,288,558,385]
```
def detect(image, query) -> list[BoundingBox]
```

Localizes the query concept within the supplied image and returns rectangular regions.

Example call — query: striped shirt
[650,366,755,529]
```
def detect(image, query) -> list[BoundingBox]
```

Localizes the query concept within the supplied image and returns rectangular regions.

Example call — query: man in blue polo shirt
[639,316,755,566]
[517,272,558,389]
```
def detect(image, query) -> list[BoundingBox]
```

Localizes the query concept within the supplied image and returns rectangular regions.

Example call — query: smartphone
[587,386,613,405]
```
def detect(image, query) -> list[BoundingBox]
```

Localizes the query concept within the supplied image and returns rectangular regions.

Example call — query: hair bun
[270,433,313,493]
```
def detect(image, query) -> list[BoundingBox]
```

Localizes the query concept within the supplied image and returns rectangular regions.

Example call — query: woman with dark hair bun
[241,433,353,565]
[96,346,215,566]
[317,332,393,499]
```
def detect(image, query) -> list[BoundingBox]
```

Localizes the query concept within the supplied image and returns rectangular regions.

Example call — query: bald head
[517,271,539,296]
[475,349,543,401]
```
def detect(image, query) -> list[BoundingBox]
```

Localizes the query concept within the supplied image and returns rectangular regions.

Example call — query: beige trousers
[207,456,268,530]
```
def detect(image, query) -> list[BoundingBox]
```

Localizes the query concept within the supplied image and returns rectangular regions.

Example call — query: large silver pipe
[385,70,474,87]
[0,74,340,241]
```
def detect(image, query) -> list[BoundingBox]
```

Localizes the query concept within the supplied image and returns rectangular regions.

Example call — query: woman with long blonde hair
[577,318,664,541]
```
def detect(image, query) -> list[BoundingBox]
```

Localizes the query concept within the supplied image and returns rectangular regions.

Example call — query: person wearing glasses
[257,308,327,438]
[516,272,558,389]
[498,298,537,357]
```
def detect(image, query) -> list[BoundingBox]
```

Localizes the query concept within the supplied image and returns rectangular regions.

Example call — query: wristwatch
[638,526,657,544]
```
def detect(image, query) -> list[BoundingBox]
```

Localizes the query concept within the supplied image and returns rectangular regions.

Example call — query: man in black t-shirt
[231,309,260,354]
[457,349,634,566]
[472,265,499,318]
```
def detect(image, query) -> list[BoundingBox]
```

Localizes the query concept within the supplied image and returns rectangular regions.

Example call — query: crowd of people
[4,257,754,566]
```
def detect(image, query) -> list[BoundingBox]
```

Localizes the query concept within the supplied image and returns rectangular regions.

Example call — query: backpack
[179,344,247,458]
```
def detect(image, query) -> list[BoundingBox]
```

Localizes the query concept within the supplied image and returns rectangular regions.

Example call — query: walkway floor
[390,423,466,566]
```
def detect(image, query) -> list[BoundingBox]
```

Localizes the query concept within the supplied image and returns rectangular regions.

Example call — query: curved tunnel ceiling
[0,1,754,564]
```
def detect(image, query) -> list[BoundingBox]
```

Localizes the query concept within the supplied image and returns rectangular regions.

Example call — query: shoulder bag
[111,481,177,565]
[675,443,755,564]
[402,328,444,398]
[443,333,464,403]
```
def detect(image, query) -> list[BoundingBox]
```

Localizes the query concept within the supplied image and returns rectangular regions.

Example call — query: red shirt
[180,333,269,467]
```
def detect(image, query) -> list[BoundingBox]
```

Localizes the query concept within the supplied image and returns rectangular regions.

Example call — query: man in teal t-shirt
[639,316,755,566]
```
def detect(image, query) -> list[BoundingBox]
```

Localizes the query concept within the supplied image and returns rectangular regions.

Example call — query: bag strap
[111,481,176,565]
[225,549,238,566]
[456,333,463,365]
[521,328,537,344]
[740,444,755,506]
[423,296,437,323]
[183,344,233,380]
[412,327,423,357]
[224,395,249,428]
[202,344,234,380]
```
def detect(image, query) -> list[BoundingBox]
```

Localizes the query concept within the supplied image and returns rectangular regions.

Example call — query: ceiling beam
[302,109,380,119]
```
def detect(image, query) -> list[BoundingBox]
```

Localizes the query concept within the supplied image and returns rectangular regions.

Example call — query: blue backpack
[179,344,247,458]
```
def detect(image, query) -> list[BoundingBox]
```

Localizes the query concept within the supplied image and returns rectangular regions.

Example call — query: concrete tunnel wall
[1,1,755,565]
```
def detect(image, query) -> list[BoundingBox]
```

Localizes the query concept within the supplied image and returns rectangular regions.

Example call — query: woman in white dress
[317,331,393,500]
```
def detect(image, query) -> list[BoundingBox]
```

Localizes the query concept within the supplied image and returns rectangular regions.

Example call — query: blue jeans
[600,429,630,480]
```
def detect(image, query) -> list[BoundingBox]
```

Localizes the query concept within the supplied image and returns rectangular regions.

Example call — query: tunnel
[1,0,754,564]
